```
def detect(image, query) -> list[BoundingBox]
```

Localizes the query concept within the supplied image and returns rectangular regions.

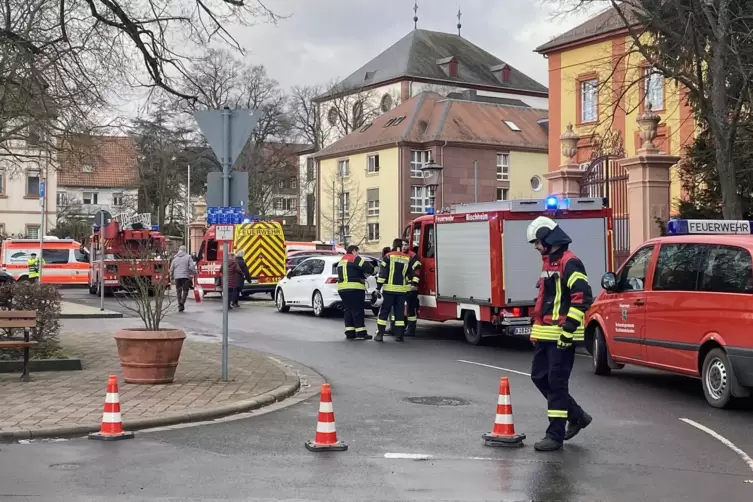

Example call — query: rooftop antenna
[413,1,419,29]
[457,8,462,36]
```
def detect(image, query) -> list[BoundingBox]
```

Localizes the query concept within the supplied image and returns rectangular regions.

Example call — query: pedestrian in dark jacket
[233,250,252,307]
[227,252,242,310]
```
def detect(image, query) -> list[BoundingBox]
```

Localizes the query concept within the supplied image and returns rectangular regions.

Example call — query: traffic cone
[89,375,134,441]
[482,376,525,447]
[305,383,347,452]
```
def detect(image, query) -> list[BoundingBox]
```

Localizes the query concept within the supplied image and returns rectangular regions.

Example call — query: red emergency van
[584,219,753,408]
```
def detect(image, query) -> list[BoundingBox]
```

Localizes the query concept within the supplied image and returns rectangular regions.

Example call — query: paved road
[1,290,752,501]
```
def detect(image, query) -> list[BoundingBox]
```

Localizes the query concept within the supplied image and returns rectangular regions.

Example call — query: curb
[0,357,300,443]
[59,312,123,319]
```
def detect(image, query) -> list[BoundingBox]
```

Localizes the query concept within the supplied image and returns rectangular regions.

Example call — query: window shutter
[367,188,379,202]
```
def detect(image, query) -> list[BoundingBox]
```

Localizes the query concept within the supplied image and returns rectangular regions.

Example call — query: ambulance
[404,197,614,345]
[195,221,287,296]
[0,237,90,285]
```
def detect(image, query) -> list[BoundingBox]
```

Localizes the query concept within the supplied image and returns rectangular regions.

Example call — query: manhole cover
[403,396,471,406]
[49,463,81,470]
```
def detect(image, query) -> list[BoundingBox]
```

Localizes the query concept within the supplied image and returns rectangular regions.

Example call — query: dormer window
[490,64,511,82]
[82,164,93,173]
[436,56,458,78]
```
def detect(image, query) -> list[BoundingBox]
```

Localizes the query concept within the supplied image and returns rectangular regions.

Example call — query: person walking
[233,250,252,308]
[526,216,594,452]
[170,245,196,312]
[374,238,414,343]
[337,244,374,340]
[226,252,242,310]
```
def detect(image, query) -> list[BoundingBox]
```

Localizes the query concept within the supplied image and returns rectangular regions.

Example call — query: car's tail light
[325,277,337,284]
[512,307,522,317]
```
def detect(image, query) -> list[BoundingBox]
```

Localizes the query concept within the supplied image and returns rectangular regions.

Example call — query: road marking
[457,360,531,377]
[680,418,753,474]
[384,453,433,460]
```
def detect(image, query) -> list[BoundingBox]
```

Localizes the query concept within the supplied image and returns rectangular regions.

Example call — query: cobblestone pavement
[0,329,297,433]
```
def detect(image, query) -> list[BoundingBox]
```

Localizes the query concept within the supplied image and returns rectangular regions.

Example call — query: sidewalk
[0,325,299,441]
[59,301,122,319]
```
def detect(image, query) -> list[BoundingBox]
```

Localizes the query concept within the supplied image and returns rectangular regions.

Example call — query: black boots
[564,411,593,441]
[534,437,563,451]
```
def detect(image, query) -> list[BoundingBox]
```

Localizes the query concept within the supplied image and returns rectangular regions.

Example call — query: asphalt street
[1,289,752,501]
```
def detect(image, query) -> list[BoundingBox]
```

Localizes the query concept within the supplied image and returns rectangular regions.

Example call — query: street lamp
[421,158,443,212]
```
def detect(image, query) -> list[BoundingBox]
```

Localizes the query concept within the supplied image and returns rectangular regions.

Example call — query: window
[0,224,5,236]
[339,192,349,217]
[423,224,435,258]
[291,178,297,189]
[275,198,296,211]
[652,244,705,291]
[367,154,380,174]
[206,239,218,261]
[0,169,4,194]
[617,245,654,291]
[530,176,543,192]
[496,188,509,201]
[410,150,431,178]
[503,120,521,131]
[25,225,40,239]
[293,259,314,277]
[410,185,432,213]
[327,107,338,126]
[496,153,509,181]
[338,159,350,177]
[645,69,664,111]
[83,192,98,205]
[74,249,89,263]
[368,223,380,241]
[42,249,70,264]
[306,157,315,182]
[26,171,40,196]
[580,78,598,123]
[699,245,753,294]
[352,102,364,128]
[56,192,68,206]
[381,93,393,112]
[309,259,325,275]
[412,224,421,251]
[367,199,379,216]
[82,164,94,173]
[112,193,124,206]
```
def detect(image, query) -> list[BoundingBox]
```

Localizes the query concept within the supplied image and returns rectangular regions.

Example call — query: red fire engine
[87,213,169,295]
[404,197,614,345]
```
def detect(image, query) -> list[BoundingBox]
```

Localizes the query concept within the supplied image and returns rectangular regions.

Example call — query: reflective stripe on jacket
[337,254,374,291]
[377,251,413,293]
[27,257,41,278]
[407,251,421,285]
[531,249,593,342]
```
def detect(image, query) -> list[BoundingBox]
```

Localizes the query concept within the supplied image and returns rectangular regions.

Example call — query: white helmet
[371,291,383,308]
[526,216,558,243]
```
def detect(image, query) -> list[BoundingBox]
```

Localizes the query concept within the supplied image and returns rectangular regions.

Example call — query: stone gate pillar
[620,106,680,251]
[189,196,207,255]
[544,123,584,198]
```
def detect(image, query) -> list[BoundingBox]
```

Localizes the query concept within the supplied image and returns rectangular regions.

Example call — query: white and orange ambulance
[0,237,90,285]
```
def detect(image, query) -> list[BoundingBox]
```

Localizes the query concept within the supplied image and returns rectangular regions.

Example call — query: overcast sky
[225,0,600,91]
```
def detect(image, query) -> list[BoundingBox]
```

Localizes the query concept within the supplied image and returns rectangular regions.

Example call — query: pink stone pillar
[189,222,205,255]
[621,106,680,251]
[544,123,583,198]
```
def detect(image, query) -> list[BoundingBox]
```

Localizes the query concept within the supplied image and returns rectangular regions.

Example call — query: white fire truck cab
[404,196,614,345]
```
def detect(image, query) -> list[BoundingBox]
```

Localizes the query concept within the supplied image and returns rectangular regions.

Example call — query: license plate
[512,326,532,336]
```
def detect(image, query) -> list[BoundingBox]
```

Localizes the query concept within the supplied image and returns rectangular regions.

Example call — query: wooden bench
[0,311,38,382]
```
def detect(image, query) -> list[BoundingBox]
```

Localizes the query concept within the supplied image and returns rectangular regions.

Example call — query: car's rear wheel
[275,288,289,313]
[702,348,733,408]
[463,310,487,346]
[312,291,326,317]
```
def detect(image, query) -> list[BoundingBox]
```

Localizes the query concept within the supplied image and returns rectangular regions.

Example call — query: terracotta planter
[114,328,186,384]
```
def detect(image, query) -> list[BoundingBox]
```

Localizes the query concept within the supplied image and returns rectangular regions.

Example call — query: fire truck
[195,220,287,297]
[87,213,169,295]
[405,196,614,345]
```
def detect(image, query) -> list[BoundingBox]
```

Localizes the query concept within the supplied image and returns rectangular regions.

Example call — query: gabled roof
[313,92,548,159]
[58,135,138,188]
[535,6,639,54]
[315,29,547,101]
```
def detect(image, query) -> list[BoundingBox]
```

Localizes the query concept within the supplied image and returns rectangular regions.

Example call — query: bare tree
[560,0,753,219]
[315,80,382,146]
[320,169,365,246]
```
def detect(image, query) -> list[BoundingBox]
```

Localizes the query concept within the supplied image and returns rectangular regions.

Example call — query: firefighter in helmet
[374,238,414,342]
[527,215,593,451]
[337,244,374,339]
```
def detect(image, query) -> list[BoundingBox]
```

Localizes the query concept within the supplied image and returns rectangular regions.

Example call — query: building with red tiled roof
[56,135,139,216]
[313,91,549,251]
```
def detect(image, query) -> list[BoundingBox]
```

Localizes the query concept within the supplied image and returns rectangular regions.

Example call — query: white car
[275,255,380,317]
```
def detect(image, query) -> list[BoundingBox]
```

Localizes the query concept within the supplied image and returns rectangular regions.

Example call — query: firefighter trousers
[339,289,367,338]
[530,341,586,443]
[378,292,406,337]
[389,291,418,328]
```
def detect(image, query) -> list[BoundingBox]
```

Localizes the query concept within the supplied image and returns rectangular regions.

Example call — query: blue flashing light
[666,219,753,235]
[242,217,251,224]
[253,215,259,222]
[545,196,558,210]
[152,225,159,231]
[425,207,436,215]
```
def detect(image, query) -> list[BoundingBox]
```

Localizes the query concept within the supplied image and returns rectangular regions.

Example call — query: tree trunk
[715,142,742,219]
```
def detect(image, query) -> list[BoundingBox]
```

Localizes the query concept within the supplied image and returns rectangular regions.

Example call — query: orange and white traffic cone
[89,375,134,441]
[305,383,347,452]
[482,376,525,447]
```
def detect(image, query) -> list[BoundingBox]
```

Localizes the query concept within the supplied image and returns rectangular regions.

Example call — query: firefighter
[403,238,421,336]
[337,244,374,340]
[374,238,414,342]
[27,253,42,283]
[527,216,593,452]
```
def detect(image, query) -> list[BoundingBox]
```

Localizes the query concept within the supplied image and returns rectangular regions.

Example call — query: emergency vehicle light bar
[666,219,753,235]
